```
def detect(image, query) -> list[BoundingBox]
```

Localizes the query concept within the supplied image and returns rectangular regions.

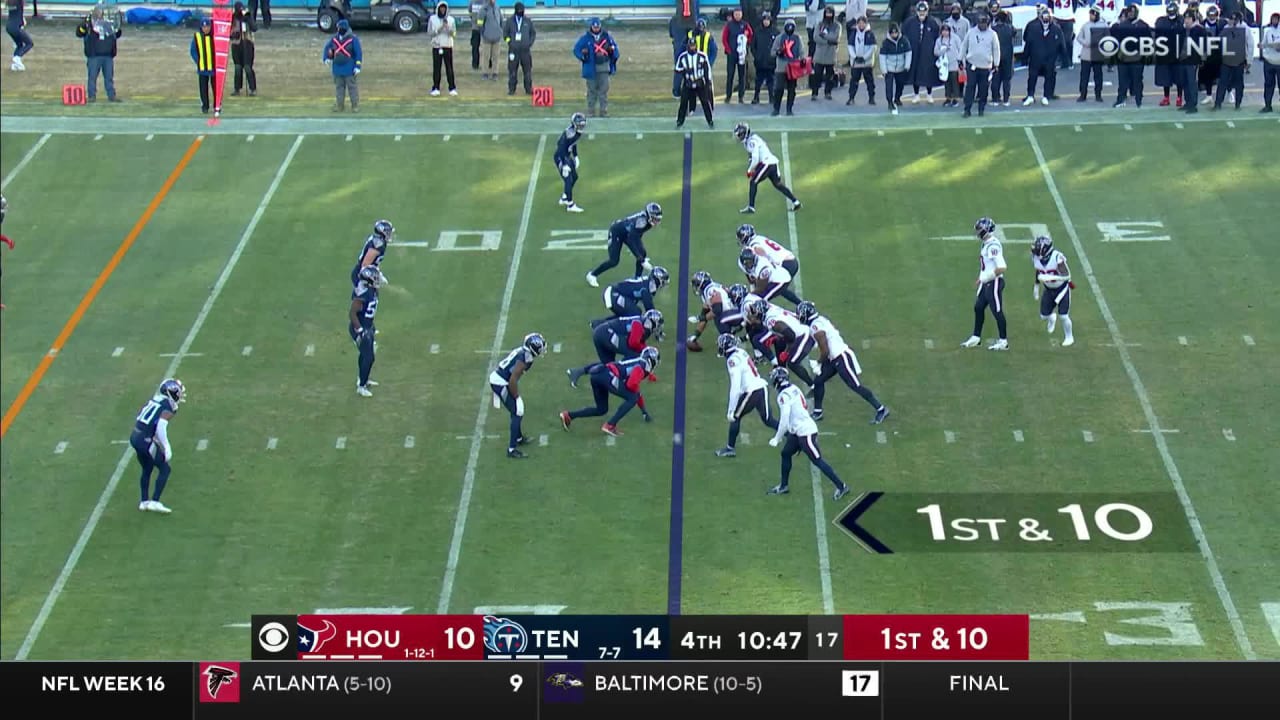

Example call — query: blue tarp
[124,8,195,25]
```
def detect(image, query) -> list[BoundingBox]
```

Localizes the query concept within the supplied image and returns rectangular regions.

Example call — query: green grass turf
[0,122,1276,661]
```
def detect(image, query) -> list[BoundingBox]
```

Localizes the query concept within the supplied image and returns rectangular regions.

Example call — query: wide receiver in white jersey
[736,223,802,304]
[1031,235,1075,346]
[733,122,802,214]
[961,216,1010,351]
[714,333,780,458]
[766,367,850,500]
[795,301,890,424]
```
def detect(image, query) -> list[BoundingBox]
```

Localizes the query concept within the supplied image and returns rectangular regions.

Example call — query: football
[686,338,703,353]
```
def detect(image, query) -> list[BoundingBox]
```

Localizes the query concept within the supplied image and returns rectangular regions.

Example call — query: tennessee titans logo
[483,615,529,654]
[297,619,338,654]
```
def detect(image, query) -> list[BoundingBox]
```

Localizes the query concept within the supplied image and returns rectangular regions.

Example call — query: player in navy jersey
[585,202,662,288]
[489,332,548,459]
[559,347,659,437]
[574,309,664,379]
[596,267,669,323]
[350,219,394,288]
[555,112,588,213]
[0,194,13,310]
[130,378,186,513]
[349,266,381,396]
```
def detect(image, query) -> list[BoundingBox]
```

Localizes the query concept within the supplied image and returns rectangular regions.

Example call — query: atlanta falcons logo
[204,665,238,698]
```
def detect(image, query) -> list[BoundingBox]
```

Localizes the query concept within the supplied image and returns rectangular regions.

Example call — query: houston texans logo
[204,665,237,698]
[297,619,339,654]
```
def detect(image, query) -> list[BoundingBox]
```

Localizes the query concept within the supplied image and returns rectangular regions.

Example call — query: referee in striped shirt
[676,37,715,129]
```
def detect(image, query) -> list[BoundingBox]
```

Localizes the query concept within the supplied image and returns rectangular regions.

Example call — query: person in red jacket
[722,7,754,103]
[1,193,12,310]
[560,348,659,437]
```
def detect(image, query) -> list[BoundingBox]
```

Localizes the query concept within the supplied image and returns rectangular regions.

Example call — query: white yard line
[2,133,51,187]
[436,135,547,614]
[12,134,305,660]
[1024,127,1254,660]
[781,132,835,615]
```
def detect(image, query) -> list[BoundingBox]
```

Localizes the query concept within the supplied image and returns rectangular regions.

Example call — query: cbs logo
[257,622,291,653]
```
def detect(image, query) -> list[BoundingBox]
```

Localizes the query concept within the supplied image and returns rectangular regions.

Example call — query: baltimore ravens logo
[547,673,584,689]
[204,665,237,698]
[482,615,529,654]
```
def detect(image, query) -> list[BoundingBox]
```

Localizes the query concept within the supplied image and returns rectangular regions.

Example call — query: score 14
[601,626,662,659]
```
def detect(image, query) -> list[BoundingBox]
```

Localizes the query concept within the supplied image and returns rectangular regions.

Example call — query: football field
[1,114,1277,662]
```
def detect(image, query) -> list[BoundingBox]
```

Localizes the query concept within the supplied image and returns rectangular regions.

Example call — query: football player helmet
[523,332,548,357]
[746,299,769,323]
[570,112,587,131]
[716,333,738,357]
[358,265,383,288]
[727,283,750,307]
[795,300,818,325]
[642,309,665,340]
[738,247,758,273]
[733,122,751,142]
[640,346,661,372]
[645,202,663,224]
[974,216,997,241]
[1031,236,1054,263]
[650,266,671,290]
[691,270,713,294]
[736,223,756,246]
[373,219,395,241]
[0,193,7,224]
[769,366,790,390]
[159,378,186,404]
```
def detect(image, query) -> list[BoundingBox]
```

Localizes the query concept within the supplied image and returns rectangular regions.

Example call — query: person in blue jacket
[574,17,619,117]
[323,18,362,112]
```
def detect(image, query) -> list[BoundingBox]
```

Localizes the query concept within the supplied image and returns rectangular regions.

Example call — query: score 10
[916,502,1154,544]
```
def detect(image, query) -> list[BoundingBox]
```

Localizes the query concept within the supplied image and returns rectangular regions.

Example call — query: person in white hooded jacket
[1263,12,1280,113]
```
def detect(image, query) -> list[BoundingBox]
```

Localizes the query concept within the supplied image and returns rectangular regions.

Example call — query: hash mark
[404,435,415,448]
[876,431,886,445]
[1174,123,1184,129]
[1226,121,1236,128]
[1242,335,1255,346]
[336,436,347,449]
[588,133,596,140]
[829,130,837,138]
[94,134,103,141]
[538,434,548,447]
[305,344,315,356]
[242,345,253,356]
[1074,125,1082,132]
[876,130,885,137]
[429,344,440,354]
[443,135,451,142]
[975,128,983,135]
[394,134,402,142]
[740,433,751,445]
[1082,430,1094,443]
[196,438,209,451]
[926,129,934,136]
[112,347,124,357]
[145,134,154,141]
[944,430,956,444]
[923,338,934,349]
[1124,124,1133,131]
[54,441,68,455]
[635,133,644,140]
[606,435,616,447]
[552,343,562,353]
[1221,428,1235,442]
[1178,336,1188,346]
[862,339,870,349]
[267,437,278,450]
[247,135,255,142]
[1013,430,1024,442]
[345,134,353,142]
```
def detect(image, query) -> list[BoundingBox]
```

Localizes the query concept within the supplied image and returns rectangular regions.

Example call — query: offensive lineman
[560,347,660,437]
[349,265,382,396]
[586,202,663,288]
[130,378,186,514]
[715,333,778,458]
[1031,235,1075,346]
[796,301,889,424]
[747,299,816,386]
[555,112,588,213]
[687,271,737,351]
[351,219,394,288]
[733,123,801,213]
[489,332,549,459]
[767,368,850,500]
[961,216,1009,350]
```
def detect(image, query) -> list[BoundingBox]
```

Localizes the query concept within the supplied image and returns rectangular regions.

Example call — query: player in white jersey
[962,216,1010,350]
[714,334,779,458]
[1030,235,1075,346]
[746,298,816,385]
[736,223,802,303]
[687,271,739,351]
[766,368,850,500]
[733,122,802,213]
[738,247,802,307]
[795,302,890,424]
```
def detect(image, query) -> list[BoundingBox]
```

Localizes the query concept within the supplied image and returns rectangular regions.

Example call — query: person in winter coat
[1074,6,1107,102]
[846,14,876,105]
[812,5,841,99]
[961,12,999,116]
[903,1,941,103]
[230,2,257,97]
[428,2,458,96]
[944,2,970,40]
[934,23,961,106]
[804,0,825,57]
[1112,4,1151,107]
[880,22,913,113]
[990,9,1014,105]
[1213,11,1255,110]
[477,0,502,80]
[574,17,619,117]
[1199,6,1223,97]
[751,12,780,104]
[468,0,485,70]
[75,3,123,103]
[770,18,805,115]
[191,18,216,114]
[889,0,913,24]
[1262,12,1280,113]
[323,18,362,112]
[722,7,753,103]
[1022,6,1061,105]
[1154,2,1185,106]
[6,0,33,71]
[1180,11,1206,113]
[504,1,535,95]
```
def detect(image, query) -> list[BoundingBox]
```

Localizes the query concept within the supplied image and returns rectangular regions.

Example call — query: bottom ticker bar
[3,661,1277,719]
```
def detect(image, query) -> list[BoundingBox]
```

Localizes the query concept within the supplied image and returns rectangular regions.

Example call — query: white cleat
[1061,337,1075,347]
[911,93,921,104]
[808,359,822,375]
[139,501,151,511]
[987,339,1009,351]
[356,385,374,397]
[565,203,584,213]
[585,273,599,288]
[961,336,982,348]
[1046,314,1057,334]
[149,501,172,514]
[1040,97,1050,106]
[558,196,570,206]
[688,316,700,324]
[641,258,653,272]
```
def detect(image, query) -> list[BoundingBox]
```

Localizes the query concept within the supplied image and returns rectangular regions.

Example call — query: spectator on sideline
[191,18,216,114]
[574,17,619,117]
[6,0,32,71]
[880,22,912,114]
[990,10,1014,106]
[669,9,699,98]
[903,1,940,103]
[889,0,912,24]
[230,2,257,97]
[846,15,876,105]
[1199,6,1223,98]
[1075,6,1107,102]
[1051,0,1075,69]
[1263,13,1280,113]
[428,2,458,96]
[76,3,122,103]
[1023,6,1061,105]
[751,11,779,104]
[323,18,361,112]
[961,12,998,117]
[944,2,970,40]
[675,36,714,128]
[504,1,535,96]
[477,0,502,81]
[722,7,753,104]
[1112,5,1150,108]
[468,0,485,70]
[935,23,961,107]
[1181,11,1206,114]
[811,5,840,101]
[249,0,270,29]
[1213,11,1254,110]
[770,18,804,116]
[804,0,824,57]
[1154,2,1185,107]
